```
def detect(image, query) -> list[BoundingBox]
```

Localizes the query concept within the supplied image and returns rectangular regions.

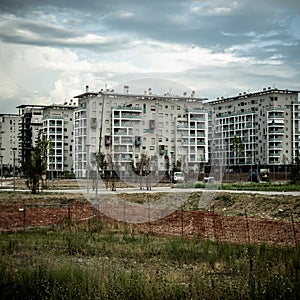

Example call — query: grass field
[1,182,299,299]
[1,220,299,300]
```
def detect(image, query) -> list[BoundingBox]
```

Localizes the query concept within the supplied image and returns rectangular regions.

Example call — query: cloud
[0,14,130,52]
[0,0,299,114]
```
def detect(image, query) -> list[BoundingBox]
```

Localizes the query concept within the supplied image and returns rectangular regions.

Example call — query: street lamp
[13,148,17,192]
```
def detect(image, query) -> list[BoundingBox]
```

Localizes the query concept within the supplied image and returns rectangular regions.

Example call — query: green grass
[0,222,299,299]
[176,181,300,192]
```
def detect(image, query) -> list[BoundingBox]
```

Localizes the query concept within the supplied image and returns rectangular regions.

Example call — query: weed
[0,228,299,299]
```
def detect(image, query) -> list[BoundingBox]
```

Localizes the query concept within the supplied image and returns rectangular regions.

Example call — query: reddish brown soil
[0,192,299,247]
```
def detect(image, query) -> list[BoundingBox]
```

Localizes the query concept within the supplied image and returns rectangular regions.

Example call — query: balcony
[267,107,284,112]
[177,124,189,129]
[190,117,206,121]
[268,153,281,158]
[268,129,284,134]
[268,137,282,141]
[43,115,63,120]
[121,114,142,120]
[112,106,142,111]
[268,145,282,150]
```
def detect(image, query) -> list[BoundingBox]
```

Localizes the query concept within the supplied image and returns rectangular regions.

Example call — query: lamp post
[86,144,90,194]
[0,155,3,188]
[13,148,17,192]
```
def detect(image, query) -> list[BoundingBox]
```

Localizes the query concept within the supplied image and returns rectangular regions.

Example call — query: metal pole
[0,156,3,188]
[86,144,90,194]
[13,148,16,192]
[96,161,99,201]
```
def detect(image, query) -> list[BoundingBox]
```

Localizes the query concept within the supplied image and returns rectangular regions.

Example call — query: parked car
[173,172,185,183]
[203,176,215,183]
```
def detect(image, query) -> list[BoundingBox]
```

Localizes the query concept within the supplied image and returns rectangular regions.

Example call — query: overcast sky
[0,0,299,113]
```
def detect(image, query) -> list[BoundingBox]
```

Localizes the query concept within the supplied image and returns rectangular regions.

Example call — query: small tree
[289,150,300,184]
[137,153,151,190]
[24,131,50,194]
[232,136,244,173]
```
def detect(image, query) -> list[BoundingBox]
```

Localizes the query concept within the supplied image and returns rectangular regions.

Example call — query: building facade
[74,87,209,178]
[17,104,45,167]
[42,103,77,178]
[208,88,300,172]
[0,114,21,177]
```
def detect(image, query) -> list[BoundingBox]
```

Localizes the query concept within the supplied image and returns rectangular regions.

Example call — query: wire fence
[0,203,299,247]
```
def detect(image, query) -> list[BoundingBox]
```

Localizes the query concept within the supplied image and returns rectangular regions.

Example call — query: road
[2,185,300,196]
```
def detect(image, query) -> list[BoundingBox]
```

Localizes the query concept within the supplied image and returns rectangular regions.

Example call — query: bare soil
[0,180,299,246]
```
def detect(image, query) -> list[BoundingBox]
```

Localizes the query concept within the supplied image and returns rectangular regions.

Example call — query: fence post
[23,205,26,232]
[291,212,297,246]
[245,209,250,243]
[93,204,96,222]
[181,206,184,238]
[68,204,71,222]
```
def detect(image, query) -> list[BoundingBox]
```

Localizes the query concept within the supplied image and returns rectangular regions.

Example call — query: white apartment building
[0,114,21,176]
[42,103,77,178]
[208,87,300,172]
[74,87,209,179]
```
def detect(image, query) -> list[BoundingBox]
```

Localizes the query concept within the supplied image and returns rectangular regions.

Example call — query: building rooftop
[74,90,207,103]
[206,88,300,105]
[43,103,77,110]
[16,104,47,109]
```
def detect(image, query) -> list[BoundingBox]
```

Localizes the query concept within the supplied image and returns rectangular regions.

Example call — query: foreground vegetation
[179,181,300,192]
[1,221,299,300]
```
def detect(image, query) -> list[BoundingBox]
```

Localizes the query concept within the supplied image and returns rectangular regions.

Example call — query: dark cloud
[1,0,299,57]
[0,16,130,52]
[0,0,298,112]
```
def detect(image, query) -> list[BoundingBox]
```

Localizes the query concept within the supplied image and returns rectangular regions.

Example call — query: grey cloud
[0,0,299,109]
[0,17,130,52]
[1,1,299,52]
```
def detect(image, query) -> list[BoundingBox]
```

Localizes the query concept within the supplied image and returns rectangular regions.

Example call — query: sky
[0,0,299,113]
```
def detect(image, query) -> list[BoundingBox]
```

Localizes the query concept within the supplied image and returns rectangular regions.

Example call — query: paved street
[2,185,300,196]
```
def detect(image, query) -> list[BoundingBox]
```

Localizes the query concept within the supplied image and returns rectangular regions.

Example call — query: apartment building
[17,104,46,167]
[208,87,300,172]
[73,87,209,178]
[42,103,77,178]
[0,114,21,177]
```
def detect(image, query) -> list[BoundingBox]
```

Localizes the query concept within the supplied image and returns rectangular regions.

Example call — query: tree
[232,136,244,173]
[95,152,108,189]
[24,131,50,194]
[137,153,151,190]
[289,149,300,184]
